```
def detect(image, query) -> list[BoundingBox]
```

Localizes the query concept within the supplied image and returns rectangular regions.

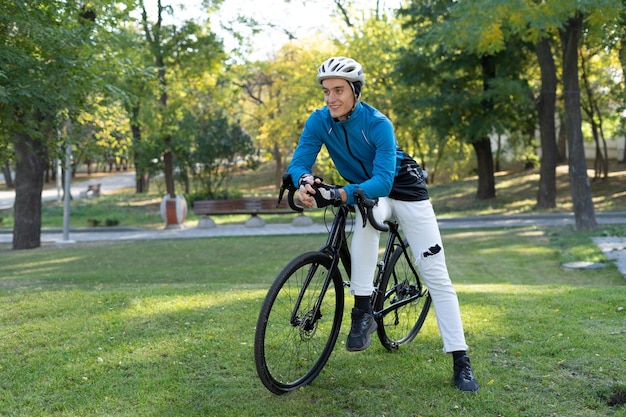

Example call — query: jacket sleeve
[287,113,323,187]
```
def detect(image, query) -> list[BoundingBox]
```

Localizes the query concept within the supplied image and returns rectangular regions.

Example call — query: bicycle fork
[289,253,341,334]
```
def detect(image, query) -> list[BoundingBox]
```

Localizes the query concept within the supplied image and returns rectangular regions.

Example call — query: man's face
[321,78,356,121]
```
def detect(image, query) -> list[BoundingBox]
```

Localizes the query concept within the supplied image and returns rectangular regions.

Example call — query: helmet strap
[349,81,362,101]
[330,79,361,122]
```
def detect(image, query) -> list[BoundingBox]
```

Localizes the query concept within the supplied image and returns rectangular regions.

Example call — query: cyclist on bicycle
[287,56,479,392]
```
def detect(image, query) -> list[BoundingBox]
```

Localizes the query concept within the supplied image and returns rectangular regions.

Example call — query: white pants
[349,197,469,353]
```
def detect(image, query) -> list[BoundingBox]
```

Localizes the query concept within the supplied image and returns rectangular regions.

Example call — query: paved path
[0,171,136,210]
[0,210,624,243]
[592,237,626,278]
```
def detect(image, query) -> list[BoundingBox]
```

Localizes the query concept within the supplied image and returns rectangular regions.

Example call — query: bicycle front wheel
[375,245,431,350]
[254,251,344,395]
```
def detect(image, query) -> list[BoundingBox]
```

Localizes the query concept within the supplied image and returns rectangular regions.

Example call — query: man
[287,56,479,392]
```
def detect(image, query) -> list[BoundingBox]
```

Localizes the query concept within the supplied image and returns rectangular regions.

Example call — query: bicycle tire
[375,244,431,350]
[254,251,344,394]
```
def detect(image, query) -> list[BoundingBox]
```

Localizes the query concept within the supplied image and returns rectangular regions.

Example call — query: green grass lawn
[0,226,625,416]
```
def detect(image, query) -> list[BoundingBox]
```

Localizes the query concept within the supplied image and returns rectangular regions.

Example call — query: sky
[145,0,402,61]
[212,0,342,60]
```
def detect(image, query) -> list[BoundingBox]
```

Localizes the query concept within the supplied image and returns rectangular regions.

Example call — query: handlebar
[278,173,389,232]
[353,189,389,232]
[278,173,304,213]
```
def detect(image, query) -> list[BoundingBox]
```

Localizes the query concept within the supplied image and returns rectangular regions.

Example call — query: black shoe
[453,355,479,392]
[346,307,377,352]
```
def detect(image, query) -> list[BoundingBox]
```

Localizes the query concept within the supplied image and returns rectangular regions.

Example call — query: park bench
[87,183,101,197]
[79,183,101,198]
[193,197,310,228]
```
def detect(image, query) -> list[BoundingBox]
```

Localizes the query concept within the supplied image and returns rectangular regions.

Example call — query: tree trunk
[156,16,174,198]
[474,55,496,200]
[272,142,283,190]
[534,37,559,209]
[617,8,626,163]
[2,161,14,189]
[473,138,495,199]
[129,102,151,194]
[12,133,46,250]
[581,50,609,180]
[163,140,175,198]
[557,110,567,163]
[158,65,175,197]
[560,13,597,230]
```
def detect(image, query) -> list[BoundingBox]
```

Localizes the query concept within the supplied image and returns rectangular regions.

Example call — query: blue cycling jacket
[288,101,428,205]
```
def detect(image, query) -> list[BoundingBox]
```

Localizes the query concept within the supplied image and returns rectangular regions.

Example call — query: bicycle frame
[372,221,426,319]
[289,202,426,334]
[292,205,422,326]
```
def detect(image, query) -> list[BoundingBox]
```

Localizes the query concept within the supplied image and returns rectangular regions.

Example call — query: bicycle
[253,175,432,395]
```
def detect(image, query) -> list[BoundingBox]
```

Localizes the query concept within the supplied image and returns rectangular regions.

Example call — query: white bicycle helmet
[316,57,365,85]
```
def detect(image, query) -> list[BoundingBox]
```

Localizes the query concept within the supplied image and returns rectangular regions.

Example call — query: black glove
[309,183,343,208]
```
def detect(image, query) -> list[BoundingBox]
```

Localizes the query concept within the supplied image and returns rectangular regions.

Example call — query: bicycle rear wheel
[254,251,344,394]
[375,245,431,350]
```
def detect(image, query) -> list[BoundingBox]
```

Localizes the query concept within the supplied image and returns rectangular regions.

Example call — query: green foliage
[0,1,103,136]
[395,0,626,190]
[234,38,336,185]
[179,105,258,200]
[434,0,626,151]
[3,0,626,243]
[400,3,535,134]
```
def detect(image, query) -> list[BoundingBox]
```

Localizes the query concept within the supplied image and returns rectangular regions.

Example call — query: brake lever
[356,195,368,227]
[277,184,286,207]
[279,173,305,212]
[353,188,388,232]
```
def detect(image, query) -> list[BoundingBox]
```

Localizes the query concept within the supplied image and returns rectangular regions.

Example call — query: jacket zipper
[342,125,369,179]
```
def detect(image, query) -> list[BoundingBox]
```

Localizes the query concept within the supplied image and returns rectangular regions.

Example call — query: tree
[138,0,224,198]
[522,1,619,228]
[414,0,625,229]
[0,0,109,249]
[140,0,177,198]
[398,1,536,199]
[180,104,257,199]
[580,46,614,180]
[236,40,334,188]
[101,18,160,192]
[617,2,626,163]
[586,0,626,167]
[235,60,286,186]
